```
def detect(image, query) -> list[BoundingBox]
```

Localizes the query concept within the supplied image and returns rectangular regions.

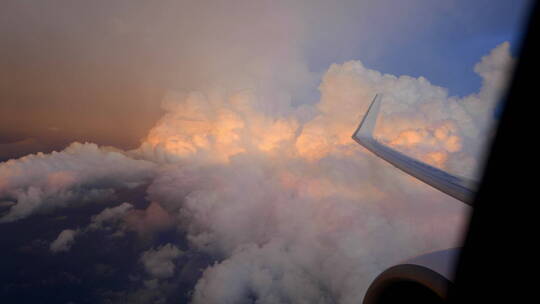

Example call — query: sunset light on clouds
[0,1,530,303]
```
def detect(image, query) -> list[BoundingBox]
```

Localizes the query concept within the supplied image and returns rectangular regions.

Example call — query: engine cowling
[363,248,459,304]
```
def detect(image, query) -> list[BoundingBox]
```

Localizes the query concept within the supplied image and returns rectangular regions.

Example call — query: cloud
[0,0,522,302]
[137,42,513,179]
[138,42,510,303]
[300,41,512,178]
[140,243,182,279]
[48,201,173,251]
[122,201,175,237]
[0,142,156,222]
[1,40,512,303]
[50,229,80,253]
[192,241,336,304]
[90,201,176,238]
[148,151,468,304]
[135,90,301,164]
[88,202,134,231]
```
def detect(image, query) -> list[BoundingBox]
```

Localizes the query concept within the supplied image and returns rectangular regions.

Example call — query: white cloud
[122,201,175,237]
[1,39,513,303]
[50,229,80,253]
[88,202,134,230]
[140,42,510,303]
[297,41,513,178]
[0,142,156,222]
[140,243,182,279]
[46,201,175,254]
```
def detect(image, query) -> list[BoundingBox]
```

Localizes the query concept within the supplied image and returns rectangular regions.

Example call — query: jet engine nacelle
[363,248,459,304]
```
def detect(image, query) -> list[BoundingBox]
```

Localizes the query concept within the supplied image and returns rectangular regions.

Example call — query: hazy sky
[0,0,531,160]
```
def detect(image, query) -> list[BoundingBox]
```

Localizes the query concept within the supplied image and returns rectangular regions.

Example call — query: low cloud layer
[140,244,183,279]
[50,229,79,253]
[88,202,134,231]
[0,142,156,222]
[1,41,512,302]
[141,42,512,303]
[46,200,176,253]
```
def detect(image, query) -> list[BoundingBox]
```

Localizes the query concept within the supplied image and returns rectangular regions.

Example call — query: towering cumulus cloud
[0,41,512,302]
[0,0,527,302]
[142,42,509,302]
[0,39,512,304]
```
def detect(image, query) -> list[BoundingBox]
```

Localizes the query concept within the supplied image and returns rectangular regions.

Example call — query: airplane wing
[352,94,476,205]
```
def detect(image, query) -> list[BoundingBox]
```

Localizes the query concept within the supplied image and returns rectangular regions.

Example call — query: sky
[0,0,530,160]
[0,1,532,303]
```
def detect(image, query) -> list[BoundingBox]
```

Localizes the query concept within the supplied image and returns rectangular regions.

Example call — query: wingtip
[352,94,382,140]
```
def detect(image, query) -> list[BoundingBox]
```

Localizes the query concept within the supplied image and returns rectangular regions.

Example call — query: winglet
[354,93,382,139]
